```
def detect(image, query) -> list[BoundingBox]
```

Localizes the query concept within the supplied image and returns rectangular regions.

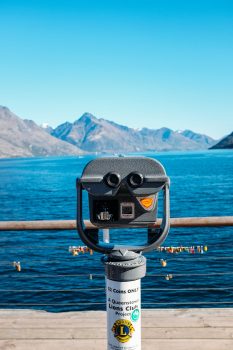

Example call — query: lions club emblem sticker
[112,319,135,343]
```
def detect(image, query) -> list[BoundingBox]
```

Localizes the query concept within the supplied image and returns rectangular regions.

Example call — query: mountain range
[0,106,230,159]
[50,112,216,152]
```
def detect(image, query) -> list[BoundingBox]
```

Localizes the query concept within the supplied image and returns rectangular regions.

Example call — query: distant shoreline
[1,148,233,161]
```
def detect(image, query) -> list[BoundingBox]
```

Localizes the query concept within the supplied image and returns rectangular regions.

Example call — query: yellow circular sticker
[112,319,135,343]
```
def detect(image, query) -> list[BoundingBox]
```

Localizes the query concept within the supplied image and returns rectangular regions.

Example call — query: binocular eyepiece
[105,172,121,188]
[105,171,144,188]
[128,172,144,187]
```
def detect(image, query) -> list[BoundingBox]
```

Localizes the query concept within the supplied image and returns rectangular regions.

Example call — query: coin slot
[120,202,135,219]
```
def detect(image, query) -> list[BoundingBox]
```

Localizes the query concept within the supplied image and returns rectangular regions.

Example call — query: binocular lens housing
[105,172,121,188]
[128,172,144,187]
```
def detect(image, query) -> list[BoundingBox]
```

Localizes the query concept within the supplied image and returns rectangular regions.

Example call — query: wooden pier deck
[0,308,233,349]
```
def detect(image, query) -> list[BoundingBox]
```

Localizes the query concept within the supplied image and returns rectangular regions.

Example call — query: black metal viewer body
[76,156,170,254]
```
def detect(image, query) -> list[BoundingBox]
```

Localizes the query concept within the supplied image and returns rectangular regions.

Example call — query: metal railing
[1,216,233,231]
[0,215,233,309]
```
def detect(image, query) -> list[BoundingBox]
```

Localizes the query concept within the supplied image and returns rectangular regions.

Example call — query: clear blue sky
[0,0,232,138]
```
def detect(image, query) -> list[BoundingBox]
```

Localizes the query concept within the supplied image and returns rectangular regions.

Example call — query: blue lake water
[0,150,233,312]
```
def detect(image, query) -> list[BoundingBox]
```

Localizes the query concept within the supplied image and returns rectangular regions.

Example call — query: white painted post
[106,278,141,350]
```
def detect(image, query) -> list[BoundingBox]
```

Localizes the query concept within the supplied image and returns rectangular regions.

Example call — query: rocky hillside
[0,106,83,158]
[52,113,217,152]
[210,132,233,149]
[181,129,215,148]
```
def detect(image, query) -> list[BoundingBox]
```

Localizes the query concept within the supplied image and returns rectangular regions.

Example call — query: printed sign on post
[106,279,141,350]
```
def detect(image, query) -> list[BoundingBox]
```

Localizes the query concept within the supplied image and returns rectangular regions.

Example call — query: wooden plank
[0,339,233,350]
[0,327,233,340]
[0,311,104,319]
[1,308,233,319]
[0,317,233,328]
[142,308,233,317]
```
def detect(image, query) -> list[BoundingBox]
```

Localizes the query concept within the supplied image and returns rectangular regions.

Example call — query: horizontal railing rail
[0,216,233,231]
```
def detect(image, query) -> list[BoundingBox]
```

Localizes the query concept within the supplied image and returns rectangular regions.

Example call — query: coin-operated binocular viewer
[76,157,170,350]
